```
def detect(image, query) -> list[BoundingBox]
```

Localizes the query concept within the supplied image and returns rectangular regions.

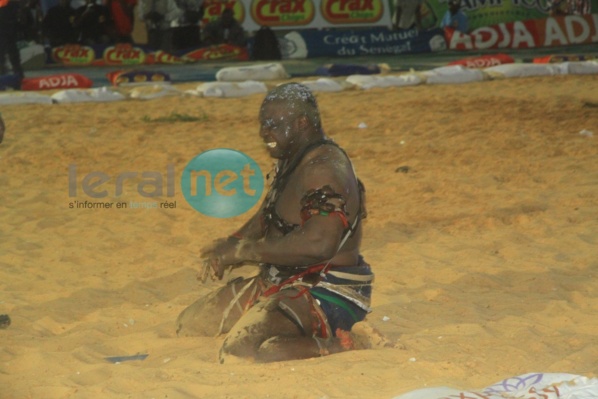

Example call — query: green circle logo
[181,149,264,218]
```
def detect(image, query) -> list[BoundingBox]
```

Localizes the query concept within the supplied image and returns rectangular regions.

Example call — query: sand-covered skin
[1,75,597,398]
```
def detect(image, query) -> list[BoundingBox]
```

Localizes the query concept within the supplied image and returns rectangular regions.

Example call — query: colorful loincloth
[259,256,374,336]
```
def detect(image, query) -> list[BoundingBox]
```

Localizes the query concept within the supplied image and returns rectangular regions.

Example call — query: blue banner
[296,27,446,58]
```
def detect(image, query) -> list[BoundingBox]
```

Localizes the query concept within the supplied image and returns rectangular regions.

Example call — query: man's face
[221,10,234,28]
[449,1,460,13]
[259,103,299,160]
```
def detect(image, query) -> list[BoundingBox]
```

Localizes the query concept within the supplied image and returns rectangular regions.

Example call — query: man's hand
[200,237,243,280]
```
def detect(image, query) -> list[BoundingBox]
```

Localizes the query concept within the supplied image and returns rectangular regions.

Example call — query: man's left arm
[458,13,468,33]
[229,24,247,47]
[237,209,347,266]
[225,161,355,268]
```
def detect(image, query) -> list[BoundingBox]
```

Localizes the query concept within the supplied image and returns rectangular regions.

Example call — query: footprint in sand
[351,321,397,350]
[0,314,11,329]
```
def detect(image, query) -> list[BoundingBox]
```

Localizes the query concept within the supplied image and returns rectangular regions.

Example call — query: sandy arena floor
[1,73,597,398]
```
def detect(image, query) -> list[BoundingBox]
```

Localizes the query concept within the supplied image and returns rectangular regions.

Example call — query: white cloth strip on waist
[327,270,374,282]
[316,282,372,312]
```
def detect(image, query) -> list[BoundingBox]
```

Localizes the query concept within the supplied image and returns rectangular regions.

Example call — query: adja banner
[445,13,598,49]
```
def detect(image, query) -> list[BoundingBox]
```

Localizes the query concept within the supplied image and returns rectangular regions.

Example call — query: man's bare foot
[335,328,355,350]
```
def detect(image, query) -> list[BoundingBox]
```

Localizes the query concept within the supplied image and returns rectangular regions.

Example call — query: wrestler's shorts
[261,259,373,336]
[310,287,368,334]
[309,261,373,335]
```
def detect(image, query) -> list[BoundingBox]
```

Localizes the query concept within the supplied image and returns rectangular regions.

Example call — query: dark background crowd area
[10,0,130,47]
[5,0,211,52]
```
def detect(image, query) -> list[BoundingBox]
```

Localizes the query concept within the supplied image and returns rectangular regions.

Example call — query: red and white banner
[46,43,249,67]
[445,14,598,50]
[201,0,393,31]
[448,53,515,68]
[21,74,93,91]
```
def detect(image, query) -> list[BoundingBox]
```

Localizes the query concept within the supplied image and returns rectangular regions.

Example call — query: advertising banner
[196,0,393,30]
[284,26,446,58]
[445,13,598,49]
[46,43,249,66]
[39,0,394,31]
[391,0,598,31]
[38,0,598,33]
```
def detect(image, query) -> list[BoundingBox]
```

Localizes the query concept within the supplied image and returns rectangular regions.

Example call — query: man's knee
[218,297,290,362]
[219,319,267,362]
[176,288,232,336]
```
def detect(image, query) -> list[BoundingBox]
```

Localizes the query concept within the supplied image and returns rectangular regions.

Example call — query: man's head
[448,0,461,13]
[259,83,323,159]
[221,8,235,28]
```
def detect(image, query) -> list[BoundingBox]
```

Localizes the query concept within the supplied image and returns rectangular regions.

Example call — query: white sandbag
[562,61,598,75]
[300,78,344,92]
[0,92,53,105]
[485,63,564,78]
[51,87,126,103]
[346,74,422,90]
[216,63,290,82]
[423,65,486,85]
[128,84,182,100]
[20,42,45,61]
[195,81,268,98]
[393,373,597,399]
[558,376,598,399]
[281,31,308,59]
[429,34,448,52]
[19,42,46,70]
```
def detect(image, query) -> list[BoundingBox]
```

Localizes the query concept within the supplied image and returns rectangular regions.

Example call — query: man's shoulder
[205,19,220,28]
[305,142,347,161]
[299,143,354,179]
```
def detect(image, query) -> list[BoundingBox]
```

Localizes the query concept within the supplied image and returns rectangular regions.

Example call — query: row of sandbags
[1,61,597,105]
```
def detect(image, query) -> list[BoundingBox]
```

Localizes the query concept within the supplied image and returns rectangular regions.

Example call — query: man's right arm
[198,199,266,279]
[229,26,246,46]
[164,0,183,25]
[229,199,266,240]
[138,0,150,21]
[202,22,217,44]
